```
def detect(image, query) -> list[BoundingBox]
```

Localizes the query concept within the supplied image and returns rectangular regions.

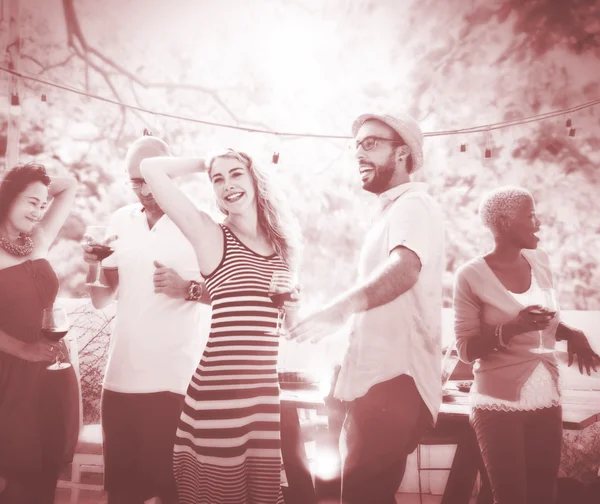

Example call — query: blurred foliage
[561,422,600,483]
[1,0,599,310]
[66,300,113,423]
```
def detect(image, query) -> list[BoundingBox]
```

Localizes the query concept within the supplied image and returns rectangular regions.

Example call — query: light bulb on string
[460,141,467,153]
[484,129,492,159]
[568,128,576,137]
[266,133,282,165]
[41,93,47,102]
[10,92,21,115]
[566,117,572,128]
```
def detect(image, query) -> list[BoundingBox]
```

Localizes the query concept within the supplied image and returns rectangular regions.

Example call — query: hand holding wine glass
[83,225,116,288]
[267,271,298,337]
[41,307,71,371]
[528,287,558,354]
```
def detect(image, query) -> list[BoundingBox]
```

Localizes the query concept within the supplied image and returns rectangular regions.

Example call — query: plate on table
[456,380,473,393]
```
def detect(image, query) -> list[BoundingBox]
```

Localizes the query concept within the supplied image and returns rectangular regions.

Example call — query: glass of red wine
[85,225,115,288]
[528,287,558,354]
[41,307,71,371]
[267,270,295,337]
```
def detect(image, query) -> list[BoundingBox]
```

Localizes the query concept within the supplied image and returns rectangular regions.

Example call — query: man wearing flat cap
[289,113,445,504]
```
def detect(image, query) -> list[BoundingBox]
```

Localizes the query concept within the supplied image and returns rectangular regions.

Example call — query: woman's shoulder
[455,255,487,278]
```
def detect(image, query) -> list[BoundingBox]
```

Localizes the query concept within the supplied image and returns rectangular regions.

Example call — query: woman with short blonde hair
[453,186,598,504]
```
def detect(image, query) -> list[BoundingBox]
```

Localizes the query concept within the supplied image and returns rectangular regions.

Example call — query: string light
[272,152,280,164]
[460,143,467,152]
[41,93,47,102]
[0,65,598,141]
[9,91,21,115]
[566,117,572,128]
[484,129,492,158]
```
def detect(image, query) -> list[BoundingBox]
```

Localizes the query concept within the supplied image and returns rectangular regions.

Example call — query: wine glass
[41,307,71,371]
[529,287,558,354]
[85,225,115,288]
[267,270,295,337]
[441,339,460,390]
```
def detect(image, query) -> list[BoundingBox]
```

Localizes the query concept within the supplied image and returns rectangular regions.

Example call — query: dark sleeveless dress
[0,258,79,482]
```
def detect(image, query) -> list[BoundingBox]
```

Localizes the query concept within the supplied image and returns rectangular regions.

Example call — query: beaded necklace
[0,233,34,256]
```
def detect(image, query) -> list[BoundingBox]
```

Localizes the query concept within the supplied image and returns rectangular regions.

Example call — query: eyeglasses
[355,136,404,152]
[126,179,146,190]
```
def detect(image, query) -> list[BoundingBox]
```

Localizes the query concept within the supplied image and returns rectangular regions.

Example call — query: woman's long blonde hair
[207,149,302,272]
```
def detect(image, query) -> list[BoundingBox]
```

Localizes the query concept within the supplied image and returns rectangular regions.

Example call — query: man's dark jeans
[340,374,432,504]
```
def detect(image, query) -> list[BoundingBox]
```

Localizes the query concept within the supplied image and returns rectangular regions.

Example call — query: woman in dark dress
[0,163,79,504]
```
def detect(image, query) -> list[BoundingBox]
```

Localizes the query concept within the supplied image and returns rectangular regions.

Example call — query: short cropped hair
[479,186,533,236]
[125,136,170,172]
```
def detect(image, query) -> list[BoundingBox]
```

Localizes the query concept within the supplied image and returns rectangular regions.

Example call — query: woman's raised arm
[140,157,223,275]
[38,174,78,249]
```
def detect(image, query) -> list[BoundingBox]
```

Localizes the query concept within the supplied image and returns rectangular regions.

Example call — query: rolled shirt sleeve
[387,195,432,268]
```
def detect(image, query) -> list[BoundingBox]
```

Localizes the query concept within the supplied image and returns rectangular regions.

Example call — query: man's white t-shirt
[102,204,209,395]
[334,183,445,423]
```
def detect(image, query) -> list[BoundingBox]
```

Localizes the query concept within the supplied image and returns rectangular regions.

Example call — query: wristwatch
[186,280,203,302]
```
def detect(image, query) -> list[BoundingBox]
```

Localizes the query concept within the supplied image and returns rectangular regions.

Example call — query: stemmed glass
[529,287,558,354]
[441,339,460,390]
[267,271,295,337]
[85,225,115,288]
[41,307,71,371]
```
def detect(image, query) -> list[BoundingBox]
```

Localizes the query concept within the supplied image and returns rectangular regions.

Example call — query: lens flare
[312,447,340,481]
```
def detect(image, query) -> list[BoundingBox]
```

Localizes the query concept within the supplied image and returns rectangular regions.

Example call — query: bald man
[82,136,209,504]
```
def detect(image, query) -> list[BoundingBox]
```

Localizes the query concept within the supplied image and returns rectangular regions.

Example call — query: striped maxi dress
[173,225,287,504]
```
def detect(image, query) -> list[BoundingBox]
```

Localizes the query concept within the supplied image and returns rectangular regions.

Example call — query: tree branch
[61,0,258,130]
[41,53,76,74]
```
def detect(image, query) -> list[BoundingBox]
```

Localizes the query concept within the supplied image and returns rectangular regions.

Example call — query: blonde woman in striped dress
[141,149,301,504]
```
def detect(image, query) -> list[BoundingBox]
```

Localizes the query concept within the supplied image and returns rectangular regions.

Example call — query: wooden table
[441,385,600,430]
[433,384,600,504]
[281,388,325,411]
[280,386,600,430]
[280,388,327,504]
[280,385,600,504]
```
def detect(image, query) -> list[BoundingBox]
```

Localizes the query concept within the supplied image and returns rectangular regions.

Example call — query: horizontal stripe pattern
[174,225,287,504]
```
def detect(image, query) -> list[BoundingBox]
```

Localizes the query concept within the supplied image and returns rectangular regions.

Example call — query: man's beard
[361,160,395,195]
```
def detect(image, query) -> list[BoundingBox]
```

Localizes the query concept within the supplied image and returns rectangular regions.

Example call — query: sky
[21,0,422,135]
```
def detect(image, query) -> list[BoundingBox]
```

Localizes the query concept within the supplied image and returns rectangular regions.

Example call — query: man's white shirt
[102,204,209,395]
[334,183,445,422]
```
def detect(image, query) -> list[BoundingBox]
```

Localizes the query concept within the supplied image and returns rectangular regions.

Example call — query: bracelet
[498,324,508,348]
[494,324,507,349]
